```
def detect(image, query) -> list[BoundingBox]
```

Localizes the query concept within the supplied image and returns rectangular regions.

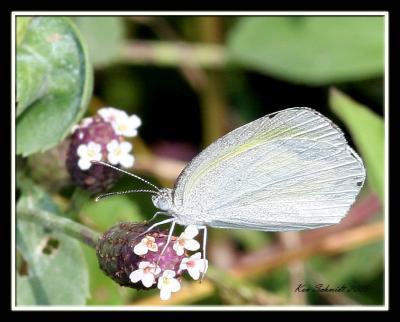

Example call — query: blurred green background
[16,15,385,306]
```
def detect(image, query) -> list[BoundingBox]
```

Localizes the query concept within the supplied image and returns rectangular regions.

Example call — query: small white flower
[133,236,158,255]
[157,270,181,301]
[81,117,93,128]
[129,261,161,288]
[71,117,93,133]
[173,225,200,256]
[98,107,127,124]
[106,140,134,168]
[113,114,142,137]
[76,142,102,170]
[179,252,208,280]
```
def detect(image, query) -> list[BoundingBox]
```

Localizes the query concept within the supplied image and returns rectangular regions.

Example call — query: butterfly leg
[134,218,174,241]
[147,211,169,224]
[198,225,208,282]
[156,220,176,267]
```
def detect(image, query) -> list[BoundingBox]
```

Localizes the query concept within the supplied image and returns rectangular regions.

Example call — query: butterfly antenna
[91,160,161,192]
[95,189,158,202]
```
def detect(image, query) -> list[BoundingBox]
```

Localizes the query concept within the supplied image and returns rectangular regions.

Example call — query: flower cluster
[66,107,141,193]
[96,222,208,302]
[130,225,208,300]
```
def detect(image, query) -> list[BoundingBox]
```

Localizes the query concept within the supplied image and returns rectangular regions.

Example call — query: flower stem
[65,187,91,220]
[18,207,100,249]
[120,40,227,69]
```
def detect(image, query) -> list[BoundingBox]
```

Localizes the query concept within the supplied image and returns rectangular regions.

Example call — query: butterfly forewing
[172,107,366,231]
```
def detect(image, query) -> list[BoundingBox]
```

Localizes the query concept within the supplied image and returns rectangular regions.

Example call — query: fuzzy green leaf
[16,183,90,305]
[16,17,93,156]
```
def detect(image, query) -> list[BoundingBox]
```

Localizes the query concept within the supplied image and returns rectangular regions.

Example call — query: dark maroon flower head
[96,222,186,290]
[66,116,121,194]
[65,107,141,194]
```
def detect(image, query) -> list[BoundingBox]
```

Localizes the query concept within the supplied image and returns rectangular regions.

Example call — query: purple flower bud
[96,222,186,290]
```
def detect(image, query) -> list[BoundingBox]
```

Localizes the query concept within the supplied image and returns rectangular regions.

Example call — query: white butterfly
[93,107,366,276]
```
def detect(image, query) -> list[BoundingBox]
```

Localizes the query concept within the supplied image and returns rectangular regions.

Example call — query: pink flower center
[187,260,195,268]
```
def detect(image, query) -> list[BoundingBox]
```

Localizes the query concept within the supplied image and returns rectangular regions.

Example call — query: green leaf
[16,17,32,46]
[16,183,90,305]
[228,17,384,85]
[329,88,384,201]
[74,17,125,67]
[81,196,143,232]
[16,17,93,156]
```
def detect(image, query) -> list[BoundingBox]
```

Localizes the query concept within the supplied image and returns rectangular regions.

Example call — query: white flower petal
[146,236,155,242]
[184,239,200,252]
[138,261,151,269]
[173,243,184,256]
[187,267,200,280]
[179,257,189,270]
[78,158,91,170]
[129,115,142,128]
[163,270,176,279]
[129,269,143,283]
[133,243,148,255]
[98,107,117,118]
[169,278,181,292]
[116,126,137,137]
[106,140,119,152]
[120,141,132,153]
[76,144,88,157]
[88,142,101,153]
[147,240,158,252]
[142,272,155,288]
[114,109,129,119]
[90,153,102,162]
[160,289,171,301]
[107,152,120,165]
[183,225,199,239]
[191,252,202,260]
[196,259,206,273]
[81,117,93,127]
[98,108,127,123]
[120,154,134,168]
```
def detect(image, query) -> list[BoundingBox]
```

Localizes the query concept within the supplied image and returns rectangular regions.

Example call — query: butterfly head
[152,188,173,212]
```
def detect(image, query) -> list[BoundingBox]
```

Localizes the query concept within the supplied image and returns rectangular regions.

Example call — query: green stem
[198,17,229,146]
[18,207,100,249]
[65,187,91,220]
[119,40,227,68]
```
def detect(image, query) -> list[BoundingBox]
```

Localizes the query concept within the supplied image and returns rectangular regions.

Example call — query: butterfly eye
[157,198,171,211]
[152,195,171,211]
